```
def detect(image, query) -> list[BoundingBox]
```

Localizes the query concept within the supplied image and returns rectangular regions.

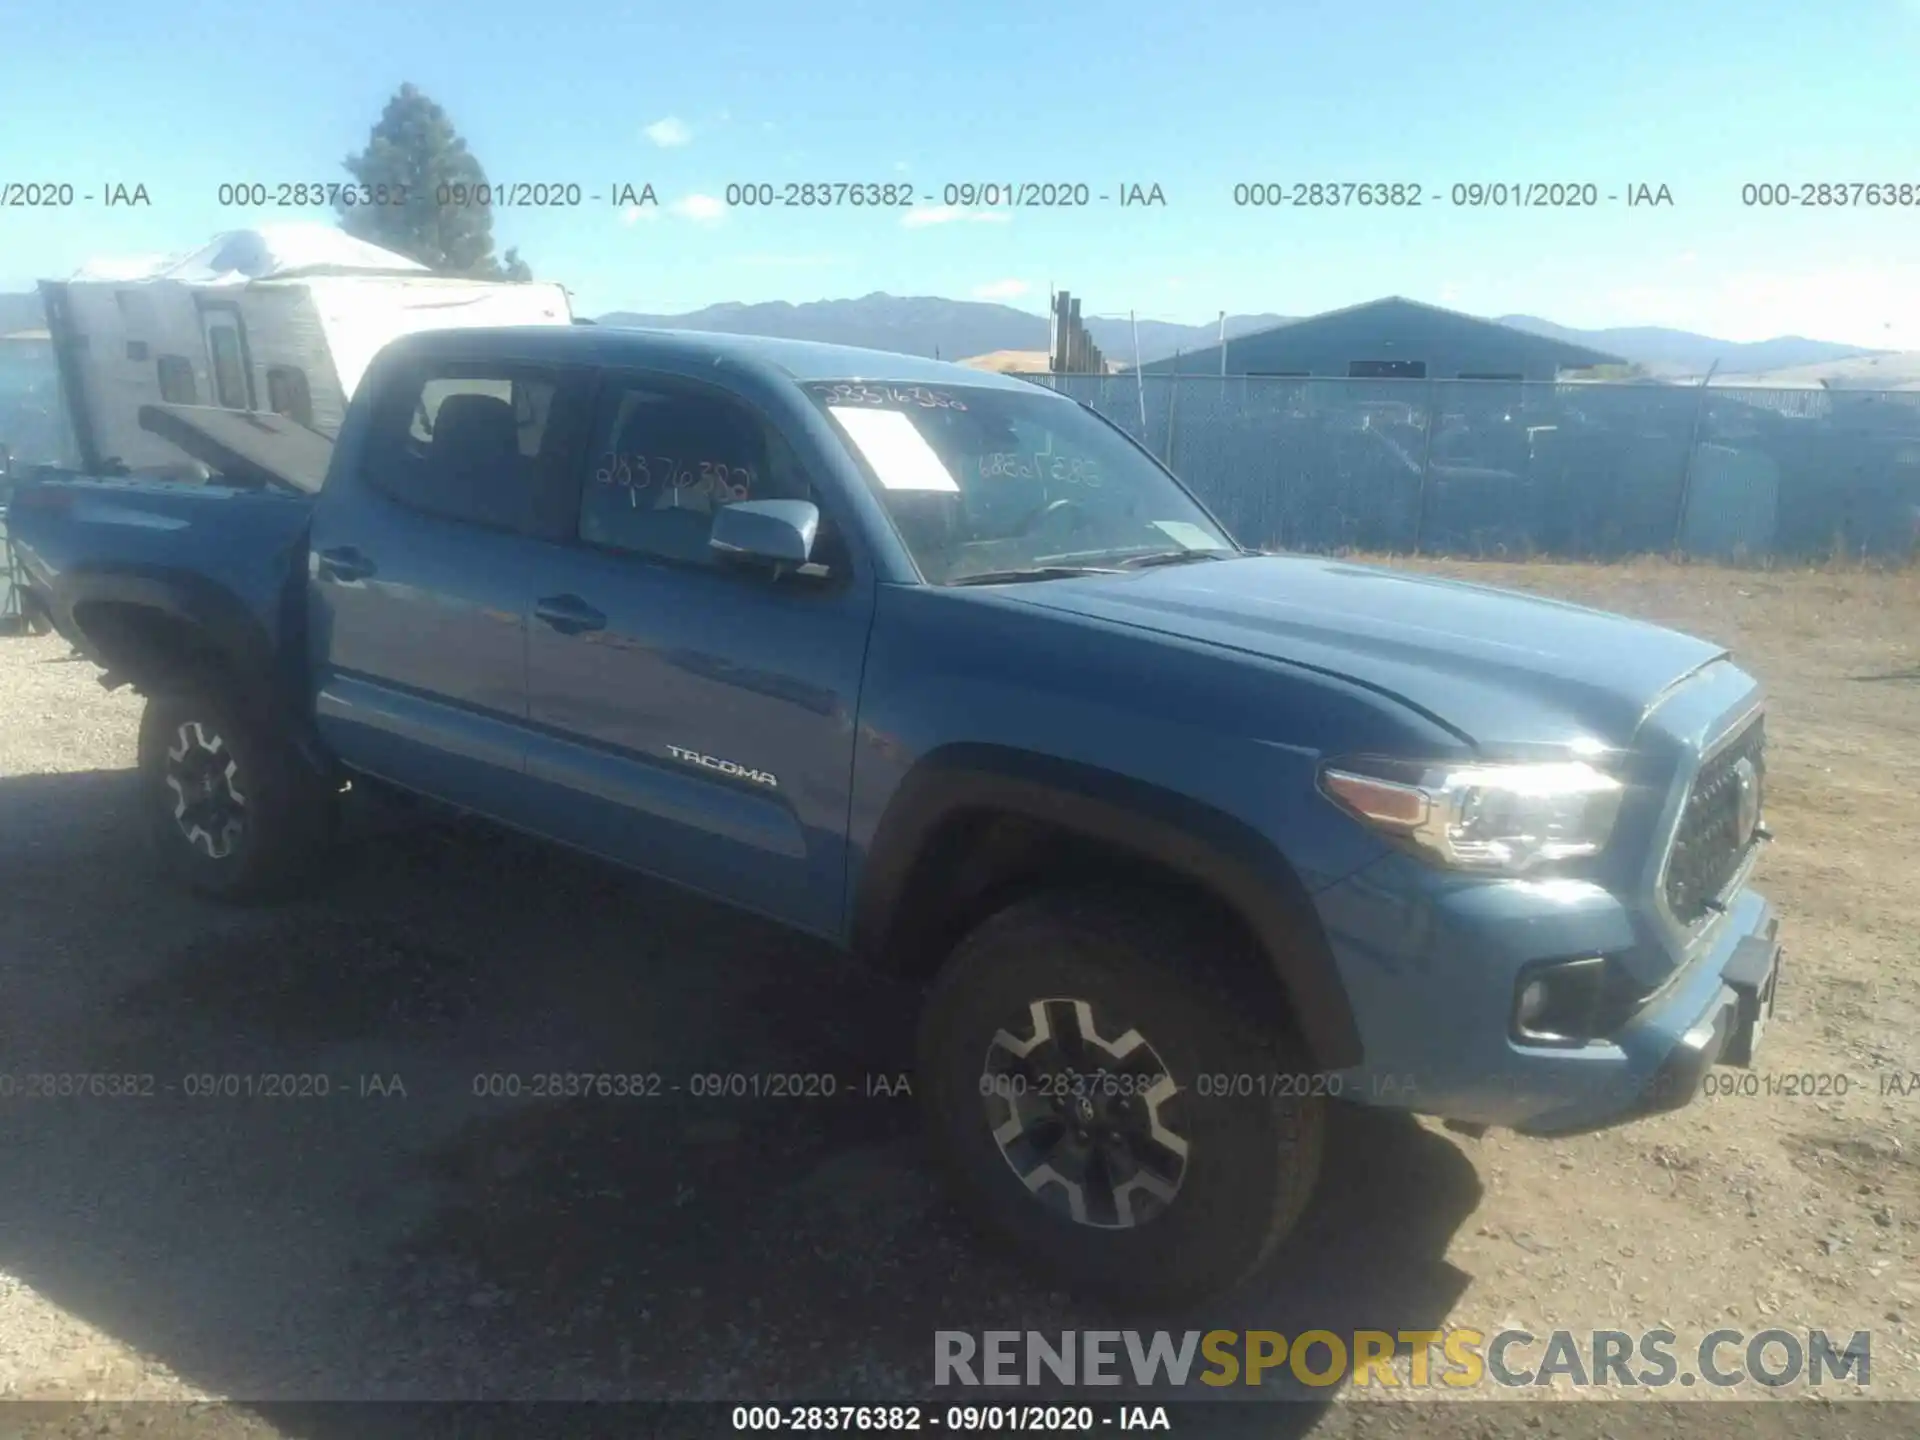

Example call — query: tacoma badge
[667,745,779,788]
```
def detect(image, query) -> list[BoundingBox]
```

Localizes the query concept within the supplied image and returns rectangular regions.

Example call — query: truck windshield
[804,381,1238,584]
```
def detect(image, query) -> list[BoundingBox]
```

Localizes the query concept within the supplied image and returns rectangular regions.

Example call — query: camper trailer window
[209,328,249,408]
[267,367,314,427]
[157,356,198,405]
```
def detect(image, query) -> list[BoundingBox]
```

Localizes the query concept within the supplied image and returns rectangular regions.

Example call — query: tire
[917,888,1326,1310]
[136,687,333,902]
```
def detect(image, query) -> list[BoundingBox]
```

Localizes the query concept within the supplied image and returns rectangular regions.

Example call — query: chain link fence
[1023,374,1920,562]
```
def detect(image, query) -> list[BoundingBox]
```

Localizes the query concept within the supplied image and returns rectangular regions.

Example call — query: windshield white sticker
[1152,520,1222,550]
[829,406,961,492]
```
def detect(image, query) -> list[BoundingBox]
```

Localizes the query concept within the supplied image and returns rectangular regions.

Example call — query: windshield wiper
[945,565,1124,586]
[1116,548,1237,568]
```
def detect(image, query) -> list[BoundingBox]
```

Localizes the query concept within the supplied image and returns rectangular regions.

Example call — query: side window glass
[366,364,563,533]
[580,383,772,565]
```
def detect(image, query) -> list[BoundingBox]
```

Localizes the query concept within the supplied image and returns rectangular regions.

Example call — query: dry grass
[1369,552,1920,966]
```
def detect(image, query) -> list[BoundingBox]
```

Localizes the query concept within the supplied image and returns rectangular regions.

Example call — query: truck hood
[1000,556,1728,750]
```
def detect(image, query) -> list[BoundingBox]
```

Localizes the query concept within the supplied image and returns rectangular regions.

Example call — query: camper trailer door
[200,304,255,410]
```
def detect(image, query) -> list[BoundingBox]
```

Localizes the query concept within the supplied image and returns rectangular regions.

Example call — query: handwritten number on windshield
[821,383,968,410]
[978,452,1102,488]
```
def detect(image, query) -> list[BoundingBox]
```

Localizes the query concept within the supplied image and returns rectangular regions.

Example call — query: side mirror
[710,499,819,570]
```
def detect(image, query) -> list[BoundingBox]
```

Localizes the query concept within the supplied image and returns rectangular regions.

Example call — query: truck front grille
[1664,712,1766,925]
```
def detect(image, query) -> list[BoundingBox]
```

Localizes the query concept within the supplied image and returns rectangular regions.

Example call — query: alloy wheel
[980,997,1189,1229]
[163,720,247,859]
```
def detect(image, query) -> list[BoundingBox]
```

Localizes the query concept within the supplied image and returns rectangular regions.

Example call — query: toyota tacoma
[7,325,1784,1307]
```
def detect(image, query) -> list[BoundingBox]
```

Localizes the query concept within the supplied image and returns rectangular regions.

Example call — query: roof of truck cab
[390,324,1048,392]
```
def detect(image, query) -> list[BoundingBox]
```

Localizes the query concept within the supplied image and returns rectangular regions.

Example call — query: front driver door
[521,370,875,937]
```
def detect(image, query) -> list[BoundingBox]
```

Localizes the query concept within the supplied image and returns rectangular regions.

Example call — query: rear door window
[364,362,586,534]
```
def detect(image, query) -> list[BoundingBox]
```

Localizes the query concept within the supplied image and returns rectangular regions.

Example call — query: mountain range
[0,292,46,336]
[1,284,1886,378]
[597,293,1881,377]
[595,295,1292,370]
[1485,316,1881,379]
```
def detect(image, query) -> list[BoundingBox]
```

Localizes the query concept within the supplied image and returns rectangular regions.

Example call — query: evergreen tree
[337,84,531,280]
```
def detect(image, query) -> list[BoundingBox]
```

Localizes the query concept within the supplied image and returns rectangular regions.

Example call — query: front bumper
[1316,854,1782,1134]
[1529,912,1780,1135]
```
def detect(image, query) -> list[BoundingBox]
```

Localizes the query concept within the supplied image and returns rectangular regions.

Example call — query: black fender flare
[851,745,1363,1070]
[57,565,277,685]
[54,565,325,771]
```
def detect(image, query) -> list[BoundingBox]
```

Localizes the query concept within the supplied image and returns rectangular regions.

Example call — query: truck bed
[7,471,315,691]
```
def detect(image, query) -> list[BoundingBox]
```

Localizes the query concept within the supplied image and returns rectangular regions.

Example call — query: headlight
[1320,758,1625,873]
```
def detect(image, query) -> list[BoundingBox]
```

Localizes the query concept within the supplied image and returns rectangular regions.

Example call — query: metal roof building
[1138,296,1627,383]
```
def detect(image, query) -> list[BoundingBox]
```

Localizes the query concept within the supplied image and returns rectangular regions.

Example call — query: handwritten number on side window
[594,453,755,504]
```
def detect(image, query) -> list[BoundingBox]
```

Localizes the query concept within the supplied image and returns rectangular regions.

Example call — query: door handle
[535,593,607,635]
[315,546,376,583]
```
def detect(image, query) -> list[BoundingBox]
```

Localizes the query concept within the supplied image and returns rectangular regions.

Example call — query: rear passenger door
[520,370,875,937]
[308,356,591,819]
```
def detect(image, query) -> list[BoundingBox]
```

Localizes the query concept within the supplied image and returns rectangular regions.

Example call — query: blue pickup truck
[7,325,1783,1306]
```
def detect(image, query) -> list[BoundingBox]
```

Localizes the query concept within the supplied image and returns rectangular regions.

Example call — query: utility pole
[1672,360,1722,551]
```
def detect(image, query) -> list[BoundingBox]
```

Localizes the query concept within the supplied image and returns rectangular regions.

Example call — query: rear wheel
[137,688,332,901]
[917,888,1325,1309]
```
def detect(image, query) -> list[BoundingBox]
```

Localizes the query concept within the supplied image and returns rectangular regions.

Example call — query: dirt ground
[0,555,1913,1436]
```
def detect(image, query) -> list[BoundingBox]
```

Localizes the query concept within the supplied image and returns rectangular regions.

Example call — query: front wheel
[917,889,1325,1309]
[137,688,332,901]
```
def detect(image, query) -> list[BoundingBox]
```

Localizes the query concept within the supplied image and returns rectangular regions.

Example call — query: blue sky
[3,0,1918,345]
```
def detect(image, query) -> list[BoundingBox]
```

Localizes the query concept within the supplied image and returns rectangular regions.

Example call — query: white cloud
[644,116,693,148]
[669,193,726,222]
[900,205,1012,229]
[893,160,910,172]
[972,278,1031,300]
[621,204,660,226]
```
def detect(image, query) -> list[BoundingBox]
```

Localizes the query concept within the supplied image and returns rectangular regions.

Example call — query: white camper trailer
[39,224,573,475]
